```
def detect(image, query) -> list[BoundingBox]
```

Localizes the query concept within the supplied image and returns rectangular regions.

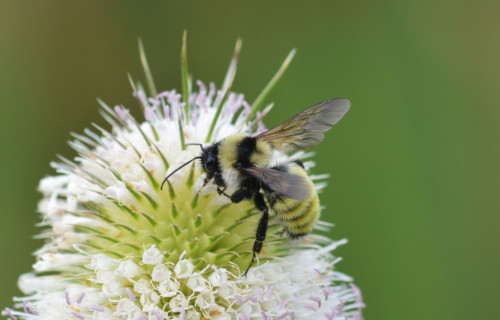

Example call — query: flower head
[3,36,364,319]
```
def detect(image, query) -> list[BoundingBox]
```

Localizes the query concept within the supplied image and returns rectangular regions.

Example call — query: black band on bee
[270,163,289,172]
[287,232,308,239]
[236,137,257,166]
[286,201,314,222]
[293,160,305,168]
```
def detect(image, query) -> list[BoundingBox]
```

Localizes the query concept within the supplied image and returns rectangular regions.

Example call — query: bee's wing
[256,98,350,153]
[241,166,311,200]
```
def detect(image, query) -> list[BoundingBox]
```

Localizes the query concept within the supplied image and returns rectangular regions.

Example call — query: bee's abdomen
[271,195,320,238]
[264,161,320,238]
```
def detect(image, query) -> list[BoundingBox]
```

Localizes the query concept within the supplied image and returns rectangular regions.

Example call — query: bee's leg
[229,188,254,203]
[217,187,231,199]
[210,173,230,198]
[243,193,269,277]
[214,173,225,187]
[217,185,228,196]
[203,171,215,187]
[199,172,214,193]
[198,178,210,194]
[203,177,211,187]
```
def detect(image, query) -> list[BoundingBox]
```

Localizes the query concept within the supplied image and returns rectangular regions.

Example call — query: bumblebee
[162,98,350,275]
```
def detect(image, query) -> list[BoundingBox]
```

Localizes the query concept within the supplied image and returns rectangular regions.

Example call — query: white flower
[152,264,172,282]
[116,260,141,278]
[2,36,364,319]
[174,258,195,279]
[142,244,164,265]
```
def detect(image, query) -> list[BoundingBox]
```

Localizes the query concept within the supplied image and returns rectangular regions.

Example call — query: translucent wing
[256,98,350,153]
[241,166,311,200]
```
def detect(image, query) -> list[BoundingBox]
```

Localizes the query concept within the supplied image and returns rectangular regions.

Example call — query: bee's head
[200,143,219,175]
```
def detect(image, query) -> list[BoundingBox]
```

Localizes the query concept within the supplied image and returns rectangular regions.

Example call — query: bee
[162,98,350,275]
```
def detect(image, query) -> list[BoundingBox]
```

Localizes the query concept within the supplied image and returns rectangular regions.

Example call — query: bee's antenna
[185,143,205,151]
[161,157,202,190]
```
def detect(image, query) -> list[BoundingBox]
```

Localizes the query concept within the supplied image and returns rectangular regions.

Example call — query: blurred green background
[1,1,499,319]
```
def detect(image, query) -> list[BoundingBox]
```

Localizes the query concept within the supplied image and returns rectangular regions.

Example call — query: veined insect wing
[256,98,351,153]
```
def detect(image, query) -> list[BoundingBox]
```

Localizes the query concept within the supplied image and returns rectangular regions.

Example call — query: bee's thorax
[216,134,272,190]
